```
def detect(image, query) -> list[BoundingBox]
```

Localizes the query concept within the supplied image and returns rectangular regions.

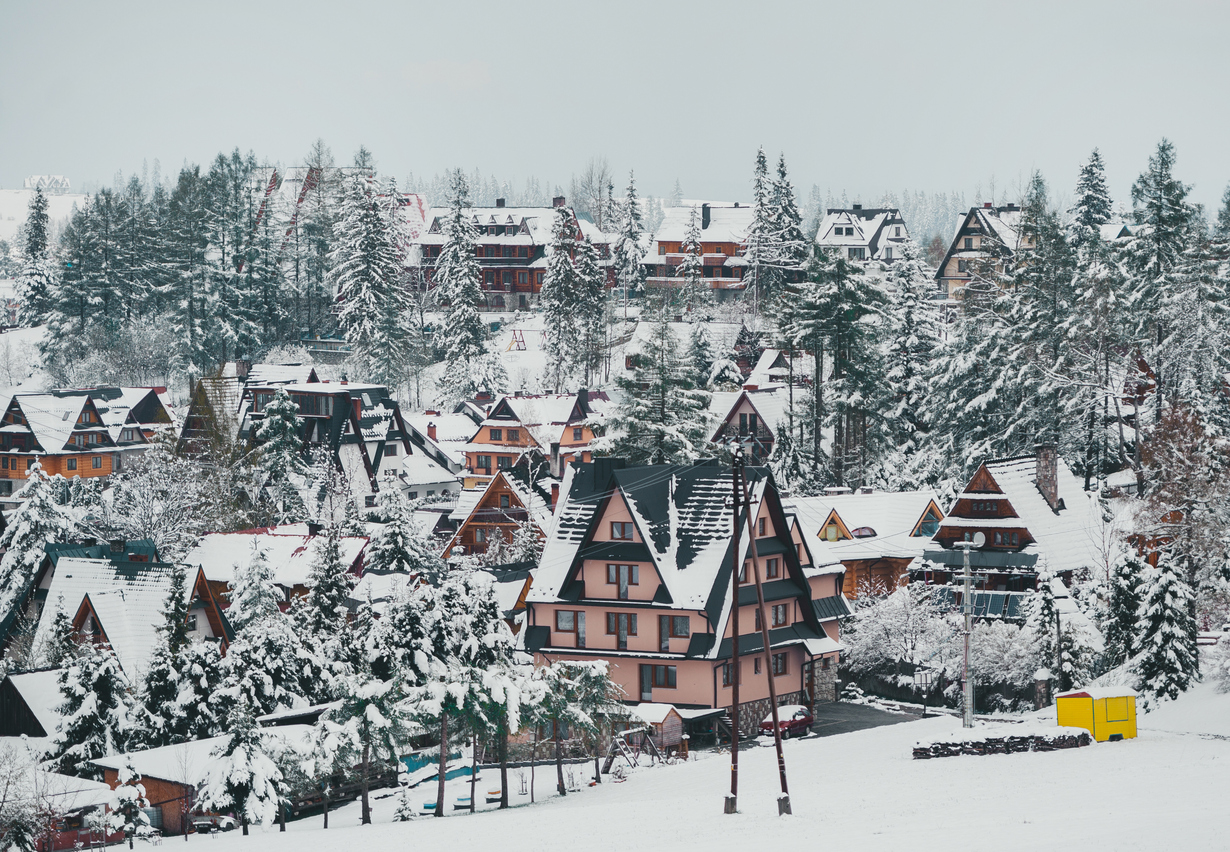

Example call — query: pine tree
[0,465,77,638]
[366,489,443,575]
[1067,149,1115,251]
[528,660,620,797]
[52,644,140,778]
[540,206,582,390]
[676,206,707,314]
[302,525,353,640]
[769,153,808,281]
[573,236,607,387]
[330,175,409,387]
[177,640,226,740]
[256,388,308,523]
[197,702,283,835]
[40,596,78,669]
[601,302,711,464]
[1103,552,1147,666]
[141,566,191,746]
[16,188,56,326]
[108,758,152,845]
[227,542,281,633]
[1027,571,1060,674]
[319,677,410,824]
[612,172,646,300]
[1135,551,1199,701]
[744,148,775,310]
[216,612,325,716]
[685,322,714,387]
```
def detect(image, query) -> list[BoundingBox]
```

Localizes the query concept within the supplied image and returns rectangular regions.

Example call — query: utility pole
[740,464,791,816]
[725,449,742,815]
[955,533,983,728]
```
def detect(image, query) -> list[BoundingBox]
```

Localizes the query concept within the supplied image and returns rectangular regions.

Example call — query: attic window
[62,411,71,421]
[851,527,876,538]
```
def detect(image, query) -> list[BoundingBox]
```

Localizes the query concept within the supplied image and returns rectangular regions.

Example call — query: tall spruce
[540,206,582,390]
[676,206,706,314]
[16,188,55,326]
[1067,149,1115,251]
[1134,550,1199,701]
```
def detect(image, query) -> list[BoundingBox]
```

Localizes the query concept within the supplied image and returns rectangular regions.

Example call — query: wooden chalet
[787,489,945,598]
[443,468,556,559]
[935,202,1029,303]
[815,205,910,264]
[32,557,234,677]
[525,459,848,734]
[413,197,615,310]
[642,203,754,296]
[462,390,611,486]
[177,360,318,456]
[709,385,792,463]
[922,446,1108,611]
[0,392,118,496]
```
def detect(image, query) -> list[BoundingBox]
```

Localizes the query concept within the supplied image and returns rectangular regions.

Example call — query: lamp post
[954,532,984,728]
[913,667,934,718]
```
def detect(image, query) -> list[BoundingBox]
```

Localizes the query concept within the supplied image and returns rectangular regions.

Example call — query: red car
[759,704,813,738]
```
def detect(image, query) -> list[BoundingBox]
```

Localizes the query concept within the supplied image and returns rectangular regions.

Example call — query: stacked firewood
[912,732,1091,759]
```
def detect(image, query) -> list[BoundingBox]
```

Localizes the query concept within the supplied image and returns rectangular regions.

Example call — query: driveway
[807,701,918,738]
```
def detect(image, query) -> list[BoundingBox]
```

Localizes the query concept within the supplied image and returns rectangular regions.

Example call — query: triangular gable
[788,515,814,567]
[909,499,946,537]
[967,463,1003,494]
[816,508,852,542]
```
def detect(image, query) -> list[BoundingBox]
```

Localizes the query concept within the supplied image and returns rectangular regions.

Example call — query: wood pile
[912,732,1091,759]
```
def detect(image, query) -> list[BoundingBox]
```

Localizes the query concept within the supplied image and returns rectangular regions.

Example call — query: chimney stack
[553,195,566,208]
[551,482,560,510]
[702,203,711,230]
[1036,443,1059,511]
[427,422,437,441]
[984,202,992,208]
[852,203,862,211]
[495,198,506,208]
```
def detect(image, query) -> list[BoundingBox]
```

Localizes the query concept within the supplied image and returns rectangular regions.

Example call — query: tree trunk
[469,732,477,813]
[241,819,248,837]
[322,789,329,829]
[555,730,566,796]
[436,714,448,817]
[360,741,371,824]
[499,722,510,809]
[529,729,538,803]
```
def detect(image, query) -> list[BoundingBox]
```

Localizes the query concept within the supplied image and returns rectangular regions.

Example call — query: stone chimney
[427,422,437,441]
[1036,443,1059,511]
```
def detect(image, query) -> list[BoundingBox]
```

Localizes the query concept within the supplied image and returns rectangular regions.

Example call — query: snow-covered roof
[183,530,368,587]
[786,490,943,562]
[1057,687,1137,701]
[483,392,613,450]
[745,349,795,387]
[652,204,754,245]
[815,207,909,261]
[710,386,792,442]
[400,451,459,489]
[245,363,317,386]
[629,702,679,726]
[12,393,103,453]
[91,724,316,784]
[979,456,1107,576]
[350,570,419,615]
[5,668,65,737]
[32,558,204,678]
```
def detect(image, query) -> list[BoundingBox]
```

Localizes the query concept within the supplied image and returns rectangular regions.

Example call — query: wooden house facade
[642,203,753,295]
[0,393,118,495]
[443,469,556,559]
[935,202,1028,303]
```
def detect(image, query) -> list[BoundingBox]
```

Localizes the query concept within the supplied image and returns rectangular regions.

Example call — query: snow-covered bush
[197,704,282,835]
[1205,636,1230,693]
[842,583,955,678]
[107,758,151,843]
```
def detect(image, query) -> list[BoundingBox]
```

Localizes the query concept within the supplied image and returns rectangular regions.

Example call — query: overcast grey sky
[2,0,1228,214]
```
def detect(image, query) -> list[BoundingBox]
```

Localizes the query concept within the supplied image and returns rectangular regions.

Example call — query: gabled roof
[786,490,944,562]
[7,393,113,453]
[443,469,556,557]
[183,529,368,587]
[32,558,212,677]
[481,391,613,450]
[815,207,909,260]
[935,204,1024,281]
[4,668,64,738]
[245,363,319,385]
[709,386,792,442]
[652,204,754,245]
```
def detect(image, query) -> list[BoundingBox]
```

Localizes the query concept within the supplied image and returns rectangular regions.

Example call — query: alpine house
[524,459,847,732]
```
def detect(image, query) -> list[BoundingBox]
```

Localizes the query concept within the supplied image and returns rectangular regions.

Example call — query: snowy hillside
[197,715,1230,852]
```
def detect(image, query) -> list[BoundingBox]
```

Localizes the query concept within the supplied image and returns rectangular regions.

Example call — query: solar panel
[988,593,1005,617]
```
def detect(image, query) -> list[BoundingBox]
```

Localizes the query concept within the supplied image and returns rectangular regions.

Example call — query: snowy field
[197,692,1230,852]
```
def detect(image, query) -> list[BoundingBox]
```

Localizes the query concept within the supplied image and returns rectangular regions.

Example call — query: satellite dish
[972,532,986,548]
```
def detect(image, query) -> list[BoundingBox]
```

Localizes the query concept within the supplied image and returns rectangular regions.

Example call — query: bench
[454,796,471,811]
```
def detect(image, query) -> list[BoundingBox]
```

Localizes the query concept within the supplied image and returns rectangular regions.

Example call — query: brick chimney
[427,422,437,441]
[984,202,992,208]
[1036,443,1059,511]
[550,482,560,509]
[553,195,566,208]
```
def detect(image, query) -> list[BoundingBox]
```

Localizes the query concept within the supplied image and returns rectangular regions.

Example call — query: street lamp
[953,532,985,728]
[913,667,934,718]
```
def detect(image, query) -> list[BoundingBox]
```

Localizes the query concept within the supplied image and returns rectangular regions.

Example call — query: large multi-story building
[641,203,753,296]
[934,202,1027,302]
[814,205,910,264]
[412,198,615,310]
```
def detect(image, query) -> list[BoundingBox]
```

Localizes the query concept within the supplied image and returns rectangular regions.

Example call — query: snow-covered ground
[197,691,1230,852]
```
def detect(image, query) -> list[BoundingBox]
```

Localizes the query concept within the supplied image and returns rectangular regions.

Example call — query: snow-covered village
[2,4,1229,851]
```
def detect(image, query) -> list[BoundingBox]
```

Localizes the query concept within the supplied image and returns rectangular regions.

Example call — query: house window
[185,615,198,632]
[606,564,638,599]
[500,494,511,509]
[1011,532,1020,546]
[67,458,77,471]
[658,244,666,255]
[476,454,491,471]
[518,272,528,285]
[957,260,968,273]
[754,657,762,675]
[490,428,503,441]
[507,429,519,441]
[364,495,375,508]
[758,518,766,537]
[475,527,487,543]
[772,603,789,627]
[573,427,583,441]
[671,616,690,638]
[1,458,7,470]
[611,521,635,540]
[92,456,102,469]
[605,612,636,650]
[848,247,865,260]
[556,610,576,632]
[25,459,32,470]
[497,456,511,470]
[754,608,762,631]
[722,661,741,686]
[964,237,973,250]
[738,562,748,584]
[883,247,893,261]
[766,558,779,579]
[386,443,398,456]
[409,491,418,500]
[652,665,676,688]
[772,652,789,676]
[895,226,901,237]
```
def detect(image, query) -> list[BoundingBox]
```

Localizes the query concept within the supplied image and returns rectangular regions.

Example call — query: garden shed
[1056,687,1137,742]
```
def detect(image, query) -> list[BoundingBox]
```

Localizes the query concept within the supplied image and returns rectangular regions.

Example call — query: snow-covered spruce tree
[880,238,941,489]
[42,598,78,669]
[599,300,711,465]
[330,175,409,388]
[1103,552,1148,667]
[435,169,506,405]
[743,148,775,309]
[108,758,151,847]
[1134,551,1199,702]
[676,206,707,315]
[540,206,582,390]
[226,541,281,634]
[197,702,282,835]
[528,660,622,797]
[1067,149,1115,252]
[16,188,56,326]
[0,465,77,637]
[256,387,308,524]
[685,322,713,388]
[612,171,646,301]
[316,677,410,824]
[392,786,416,822]
[1026,571,1060,674]
[52,644,141,778]
[573,236,607,387]
[768,153,809,285]
[216,609,325,717]
[301,525,354,640]
[141,566,192,746]
[176,640,226,740]
[364,489,442,575]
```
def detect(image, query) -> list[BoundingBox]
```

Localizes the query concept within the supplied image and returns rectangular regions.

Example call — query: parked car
[759,705,813,738]
[191,815,237,833]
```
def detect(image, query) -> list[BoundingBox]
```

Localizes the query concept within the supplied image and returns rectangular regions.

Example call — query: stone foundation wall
[728,690,808,738]
[812,664,838,705]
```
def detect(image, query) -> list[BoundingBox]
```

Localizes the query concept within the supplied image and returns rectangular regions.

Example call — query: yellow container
[1055,688,1137,742]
